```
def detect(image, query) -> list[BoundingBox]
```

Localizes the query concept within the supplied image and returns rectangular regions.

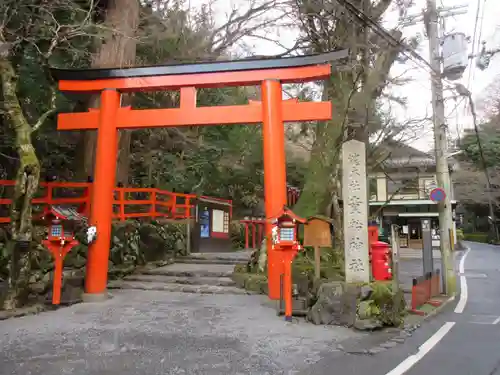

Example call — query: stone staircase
[108,251,253,295]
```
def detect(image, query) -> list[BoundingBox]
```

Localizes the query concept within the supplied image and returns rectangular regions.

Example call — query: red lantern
[40,206,86,305]
[272,207,306,321]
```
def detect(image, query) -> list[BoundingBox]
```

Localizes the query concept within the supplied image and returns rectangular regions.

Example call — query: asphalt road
[303,241,500,375]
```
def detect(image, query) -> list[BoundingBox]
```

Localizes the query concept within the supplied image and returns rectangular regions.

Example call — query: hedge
[463,232,489,243]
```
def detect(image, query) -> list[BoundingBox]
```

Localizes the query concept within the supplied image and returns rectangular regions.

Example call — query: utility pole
[424,0,456,296]
[402,1,467,296]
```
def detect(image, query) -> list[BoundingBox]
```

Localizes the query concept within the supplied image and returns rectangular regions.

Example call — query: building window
[422,178,437,195]
[387,177,419,195]
[369,178,378,200]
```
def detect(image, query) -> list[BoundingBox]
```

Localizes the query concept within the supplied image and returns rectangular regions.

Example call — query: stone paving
[108,251,253,295]
[0,290,361,375]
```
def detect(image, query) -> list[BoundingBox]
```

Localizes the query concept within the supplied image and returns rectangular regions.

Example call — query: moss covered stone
[354,281,407,329]
[308,280,407,328]
[232,272,268,294]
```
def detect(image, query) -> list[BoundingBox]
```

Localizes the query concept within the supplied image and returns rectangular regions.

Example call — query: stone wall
[0,220,186,307]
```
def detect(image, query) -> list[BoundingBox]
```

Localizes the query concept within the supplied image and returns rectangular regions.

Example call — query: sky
[191,0,500,151]
[387,0,500,151]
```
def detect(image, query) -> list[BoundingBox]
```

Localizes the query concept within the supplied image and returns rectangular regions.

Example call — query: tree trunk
[80,0,139,183]
[116,131,132,185]
[0,57,40,310]
[293,77,347,218]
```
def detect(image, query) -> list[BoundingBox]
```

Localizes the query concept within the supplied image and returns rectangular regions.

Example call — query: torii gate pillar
[261,79,288,299]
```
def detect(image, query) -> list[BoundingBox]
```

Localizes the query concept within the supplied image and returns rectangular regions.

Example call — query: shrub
[455,228,464,241]
[230,221,246,250]
[463,232,489,243]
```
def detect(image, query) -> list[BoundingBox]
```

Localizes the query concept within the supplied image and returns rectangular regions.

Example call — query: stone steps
[184,251,252,262]
[108,280,252,295]
[108,251,251,295]
[174,257,243,265]
[123,274,237,287]
[141,266,233,278]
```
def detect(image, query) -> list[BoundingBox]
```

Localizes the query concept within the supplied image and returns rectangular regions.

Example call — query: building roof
[376,140,458,170]
[381,140,430,158]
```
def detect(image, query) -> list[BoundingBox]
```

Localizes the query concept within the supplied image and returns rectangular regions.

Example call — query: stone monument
[341,139,370,283]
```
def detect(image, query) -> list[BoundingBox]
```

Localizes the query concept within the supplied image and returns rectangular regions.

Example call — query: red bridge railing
[0,180,91,223]
[238,185,300,249]
[113,187,196,221]
[240,218,265,249]
[0,180,230,223]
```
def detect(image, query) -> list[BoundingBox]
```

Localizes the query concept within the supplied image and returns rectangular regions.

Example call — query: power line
[461,0,487,132]
[333,0,435,72]
[333,0,460,90]
[472,2,487,89]
[466,0,487,90]
[330,0,466,151]
[467,0,482,87]
[475,0,487,65]
[449,96,466,143]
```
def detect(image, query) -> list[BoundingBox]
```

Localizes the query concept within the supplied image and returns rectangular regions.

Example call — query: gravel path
[0,290,361,375]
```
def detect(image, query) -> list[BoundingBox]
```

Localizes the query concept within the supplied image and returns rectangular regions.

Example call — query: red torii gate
[51,50,347,301]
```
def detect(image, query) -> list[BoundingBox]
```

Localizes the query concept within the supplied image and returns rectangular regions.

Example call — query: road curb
[339,246,469,356]
[339,294,457,356]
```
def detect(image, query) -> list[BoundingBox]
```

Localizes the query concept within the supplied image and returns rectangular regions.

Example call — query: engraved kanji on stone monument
[342,140,370,283]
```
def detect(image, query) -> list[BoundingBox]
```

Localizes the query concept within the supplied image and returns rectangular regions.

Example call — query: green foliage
[110,222,145,265]
[463,232,489,243]
[357,281,407,327]
[455,228,464,241]
[1,0,310,218]
[460,124,500,168]
[230,221,246,250]
[129,84,273,216]
[0,0,95,180]
[294,247,345,280]
[0,0,312,309]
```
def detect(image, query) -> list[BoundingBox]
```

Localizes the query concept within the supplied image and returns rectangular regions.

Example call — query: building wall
[369,172,439,202]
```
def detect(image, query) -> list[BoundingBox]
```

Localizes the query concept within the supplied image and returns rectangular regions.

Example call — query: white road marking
[455,248,471,314]
[454,276,468,313]
[458,248,470,274]
[384,322,456,375]
[493,316,500,325]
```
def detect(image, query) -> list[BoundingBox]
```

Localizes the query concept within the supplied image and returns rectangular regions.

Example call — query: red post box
[368,224,379,244]
[40,206,86,305]
[370,240,392,281]
[271,207,307,321]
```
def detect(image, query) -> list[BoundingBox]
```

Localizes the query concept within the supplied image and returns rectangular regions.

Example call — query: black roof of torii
[50,50,349,81]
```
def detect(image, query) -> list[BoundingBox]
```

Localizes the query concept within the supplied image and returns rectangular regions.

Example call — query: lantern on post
[39,206,86,305]
[271,206,306,322]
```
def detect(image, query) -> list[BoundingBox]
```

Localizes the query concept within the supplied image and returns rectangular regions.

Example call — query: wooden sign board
[303,218,332,248]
